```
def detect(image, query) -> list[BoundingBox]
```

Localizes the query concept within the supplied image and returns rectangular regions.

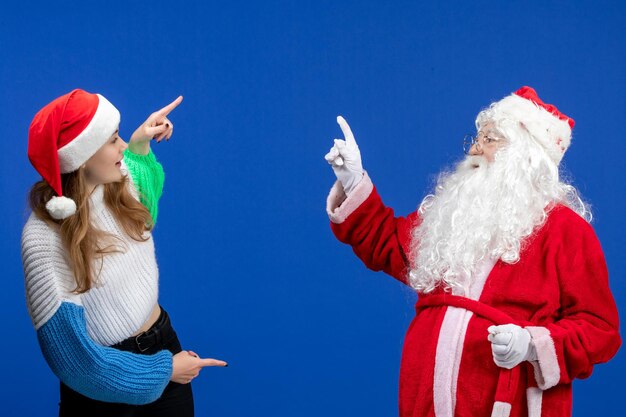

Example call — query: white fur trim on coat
[525,326,561,390]
[526,387,543,417]
[326,171,373,224]
[491,401,512,417]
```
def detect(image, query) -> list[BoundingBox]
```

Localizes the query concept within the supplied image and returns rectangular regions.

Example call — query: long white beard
[408,151,558,294]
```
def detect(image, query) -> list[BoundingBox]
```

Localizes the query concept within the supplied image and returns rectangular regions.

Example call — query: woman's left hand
[129,95,183,155]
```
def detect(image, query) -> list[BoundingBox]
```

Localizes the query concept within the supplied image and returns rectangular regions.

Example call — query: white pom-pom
[45,196,77,220]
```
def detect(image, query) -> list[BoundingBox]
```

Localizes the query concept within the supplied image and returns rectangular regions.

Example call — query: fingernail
[224,363,229,367]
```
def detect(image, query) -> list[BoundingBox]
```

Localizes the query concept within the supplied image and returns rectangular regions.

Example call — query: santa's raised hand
[324,116,364,195]
[129,95,183,155]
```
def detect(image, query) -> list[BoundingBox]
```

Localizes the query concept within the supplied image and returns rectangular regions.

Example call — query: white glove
[488,324,538,369]
[324,115,364,195]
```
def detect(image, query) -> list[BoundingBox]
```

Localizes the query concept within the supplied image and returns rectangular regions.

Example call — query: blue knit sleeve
[21,215,173,405]
[36,301,173,405]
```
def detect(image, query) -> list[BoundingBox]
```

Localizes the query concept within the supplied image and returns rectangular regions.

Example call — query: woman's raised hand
[129,96,183,155]
[170,349,227,384]
[324,116,364,195]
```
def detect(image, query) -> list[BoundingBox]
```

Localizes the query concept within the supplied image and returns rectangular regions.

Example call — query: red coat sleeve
[525,207,621,390]
[326,171,420,284]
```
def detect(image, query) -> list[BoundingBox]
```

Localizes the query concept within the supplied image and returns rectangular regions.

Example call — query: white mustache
[458,155,489,171]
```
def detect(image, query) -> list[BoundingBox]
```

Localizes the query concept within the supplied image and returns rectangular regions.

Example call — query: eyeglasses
[462,131,504,155]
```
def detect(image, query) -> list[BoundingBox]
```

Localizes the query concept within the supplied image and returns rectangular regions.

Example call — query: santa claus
[324,86,621,417]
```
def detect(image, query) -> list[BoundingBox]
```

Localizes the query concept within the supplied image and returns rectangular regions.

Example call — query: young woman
[21,88,227,417]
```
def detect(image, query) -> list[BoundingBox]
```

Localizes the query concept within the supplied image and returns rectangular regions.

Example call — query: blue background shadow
[1,1,624,415]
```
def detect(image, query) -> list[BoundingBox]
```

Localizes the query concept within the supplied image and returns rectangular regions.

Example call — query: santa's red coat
[326,172,621,417]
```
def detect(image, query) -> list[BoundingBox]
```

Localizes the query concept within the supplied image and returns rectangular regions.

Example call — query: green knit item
[123,148,165,225]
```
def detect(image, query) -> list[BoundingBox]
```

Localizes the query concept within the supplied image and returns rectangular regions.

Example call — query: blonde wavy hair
[28,169,153,294]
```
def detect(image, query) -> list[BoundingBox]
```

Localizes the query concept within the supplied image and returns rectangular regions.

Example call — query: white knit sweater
[22,162,160,346]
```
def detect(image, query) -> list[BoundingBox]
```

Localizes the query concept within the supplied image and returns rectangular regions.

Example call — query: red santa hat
[28,89,120,220]
[493,86,575,165]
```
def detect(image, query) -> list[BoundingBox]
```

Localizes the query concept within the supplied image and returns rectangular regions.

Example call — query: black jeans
[58,305,194,417]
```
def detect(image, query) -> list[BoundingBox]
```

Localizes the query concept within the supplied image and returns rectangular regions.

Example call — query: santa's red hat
[28,89,120,219]
[493,86,574,165]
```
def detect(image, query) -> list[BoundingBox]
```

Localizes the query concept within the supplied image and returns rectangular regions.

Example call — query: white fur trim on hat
[46,196,77,220]
[494,94,572,165]
[57,94,120,174]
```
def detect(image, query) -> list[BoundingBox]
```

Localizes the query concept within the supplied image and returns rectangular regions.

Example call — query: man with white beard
[324,86,621,417]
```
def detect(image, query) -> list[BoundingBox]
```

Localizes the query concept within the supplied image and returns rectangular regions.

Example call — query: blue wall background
[1,1,624,415]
